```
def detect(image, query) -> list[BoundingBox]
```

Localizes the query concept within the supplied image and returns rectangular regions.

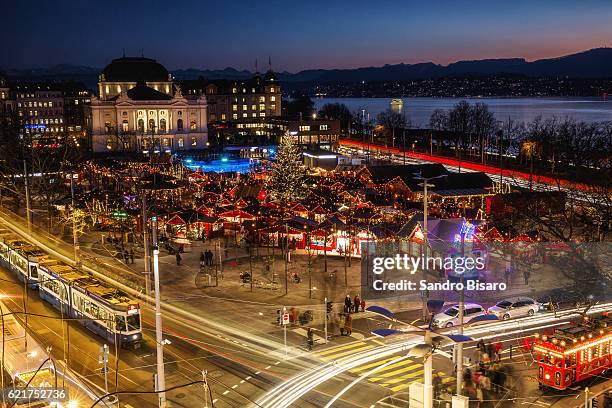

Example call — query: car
[536,288,594,312]
[431,303,486,328]
[487,297,539,320]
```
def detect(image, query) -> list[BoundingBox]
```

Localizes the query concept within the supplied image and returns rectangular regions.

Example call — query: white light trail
[256,302,612,408]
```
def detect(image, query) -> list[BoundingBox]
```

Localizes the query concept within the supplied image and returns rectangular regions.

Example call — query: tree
[318,103,353,132]
[447,100,472,171]
[376,109,410,147]
[429,108,448,152]
[469,102,496,163]
[269,132,309,203]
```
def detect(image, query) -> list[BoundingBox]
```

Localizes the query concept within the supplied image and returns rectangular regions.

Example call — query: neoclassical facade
[87,57,207,152]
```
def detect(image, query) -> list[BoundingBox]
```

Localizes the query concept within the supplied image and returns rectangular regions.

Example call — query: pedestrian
[494,341,503,362]
[360,299,366,312]
[208,249,214,266]
[179,243,184,253]
[176,252,182,266]
[344,295,352,314]
[200,251,206,267]
[523,270,530,285]
[475,384,484,408]
[123,249,129,264]
[345,314,352,336]
[129,248,134,264]
[433,373,442,399]
[504,268,511,285]
[353,294,360,313]
[339,314,346,336]
[307,328,314,351]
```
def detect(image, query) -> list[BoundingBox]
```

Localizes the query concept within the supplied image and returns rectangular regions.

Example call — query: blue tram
[0,228,142,349]
[38,261,142,349]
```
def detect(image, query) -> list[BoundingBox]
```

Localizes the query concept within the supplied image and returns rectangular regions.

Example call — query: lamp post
[414,173,447,321]
[69,174,80,267]
[152,216,167,408]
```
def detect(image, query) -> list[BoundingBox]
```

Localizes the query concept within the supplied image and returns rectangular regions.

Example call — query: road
[256,302,612,408]
[1,206,610,407]
[337,145,602,203]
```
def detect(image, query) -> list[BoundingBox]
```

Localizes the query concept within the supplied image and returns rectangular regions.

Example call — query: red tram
[534,313,612,390]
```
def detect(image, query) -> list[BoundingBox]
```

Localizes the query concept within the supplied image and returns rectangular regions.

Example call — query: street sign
[281,312,290,325]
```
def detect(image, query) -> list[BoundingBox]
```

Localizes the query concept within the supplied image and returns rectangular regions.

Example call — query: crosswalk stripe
[314,341,367,357]
[320,345,375,361]
[349,357,398,373]
[368,360,420,376]
[383,370,423,391]
[369,364,422,382]
[383,370,424,387]
[441,376,454,383]
[389,382,412,393]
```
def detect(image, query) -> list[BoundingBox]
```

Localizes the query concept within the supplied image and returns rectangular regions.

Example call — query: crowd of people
[459,340,509,407]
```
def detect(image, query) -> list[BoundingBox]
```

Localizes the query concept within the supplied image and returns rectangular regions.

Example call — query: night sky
[2,0,612,72]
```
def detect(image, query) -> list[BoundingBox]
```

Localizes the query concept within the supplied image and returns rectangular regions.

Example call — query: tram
[0,230,47,288]
[38,261,142,349]
[534,313,612,390]
[0,227,142,349]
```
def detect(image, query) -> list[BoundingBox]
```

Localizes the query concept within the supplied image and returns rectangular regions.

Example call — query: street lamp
[151,216,167,408]
[413,173,447,321]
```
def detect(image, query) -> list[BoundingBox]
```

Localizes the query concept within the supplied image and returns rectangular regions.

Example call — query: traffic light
[326,302,333,313]
[590,397,598,408]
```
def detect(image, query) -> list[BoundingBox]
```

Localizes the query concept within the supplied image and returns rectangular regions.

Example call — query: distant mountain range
[2,48,611,90]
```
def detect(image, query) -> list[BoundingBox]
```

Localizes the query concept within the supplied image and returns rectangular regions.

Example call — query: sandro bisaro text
[370,255,507,292]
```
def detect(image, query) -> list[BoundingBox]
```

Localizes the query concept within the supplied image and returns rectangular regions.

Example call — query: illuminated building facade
[87,57,208,152]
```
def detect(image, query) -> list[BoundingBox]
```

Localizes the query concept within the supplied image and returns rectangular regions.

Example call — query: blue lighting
[183,158,253,174]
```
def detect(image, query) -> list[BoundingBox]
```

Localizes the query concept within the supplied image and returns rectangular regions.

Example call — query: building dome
[102,57,170,82]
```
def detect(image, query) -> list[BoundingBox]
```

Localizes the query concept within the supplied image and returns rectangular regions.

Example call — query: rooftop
[102,57,170,82]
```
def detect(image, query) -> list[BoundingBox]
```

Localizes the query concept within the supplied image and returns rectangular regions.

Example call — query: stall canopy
[219,209,256,220]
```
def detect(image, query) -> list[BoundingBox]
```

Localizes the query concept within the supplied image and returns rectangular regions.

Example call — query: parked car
[487,297,539,320]
[536,288,594,311]
[432,303,486,328]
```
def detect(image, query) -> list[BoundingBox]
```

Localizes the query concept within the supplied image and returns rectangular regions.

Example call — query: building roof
[102,57,169,82]
[125,84,172,101]
[363,164,450,188]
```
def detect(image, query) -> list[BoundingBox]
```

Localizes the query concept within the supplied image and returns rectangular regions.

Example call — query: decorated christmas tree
[269,132,308,203]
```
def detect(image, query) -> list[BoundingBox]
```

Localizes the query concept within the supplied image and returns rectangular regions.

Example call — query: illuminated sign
[127,304,139,315]
[454,221,476,242]
[24,124,46,129]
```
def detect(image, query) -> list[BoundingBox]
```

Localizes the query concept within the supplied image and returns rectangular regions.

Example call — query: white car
[487,297,539,320]
[432,303,486,328]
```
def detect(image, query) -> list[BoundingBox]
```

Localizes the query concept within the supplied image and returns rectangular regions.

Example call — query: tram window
[83,300,91,315]
[565,357,571,368]
[90,303,99,319]
[98,309,108,326]
[30,265,38,278]
[127,314,140,331]
[115,315,127,332]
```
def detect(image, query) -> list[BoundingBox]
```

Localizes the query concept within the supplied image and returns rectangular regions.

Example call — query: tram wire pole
[151,216,167,408]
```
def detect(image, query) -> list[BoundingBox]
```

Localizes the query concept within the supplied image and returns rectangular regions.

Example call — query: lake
[313,97,612,127]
